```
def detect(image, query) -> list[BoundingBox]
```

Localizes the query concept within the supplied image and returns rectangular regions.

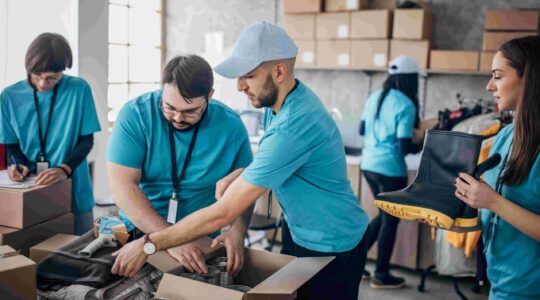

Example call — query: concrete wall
[78,0,109,200]
[165,0,540,148]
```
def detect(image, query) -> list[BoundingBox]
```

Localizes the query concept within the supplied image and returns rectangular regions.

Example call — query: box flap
[155,273,244,300]
[247,256,334,296]
[30,234,78,252]
[0,254,35,272]
[0,245,17,258]
[148,236,221,273]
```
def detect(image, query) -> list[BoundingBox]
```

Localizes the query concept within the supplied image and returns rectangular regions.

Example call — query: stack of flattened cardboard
[0,245,36,299]
[0,180,74,256]
[480,10,539,71]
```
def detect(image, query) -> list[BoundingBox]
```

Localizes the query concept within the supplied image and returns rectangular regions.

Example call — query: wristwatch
[142,234,157,255]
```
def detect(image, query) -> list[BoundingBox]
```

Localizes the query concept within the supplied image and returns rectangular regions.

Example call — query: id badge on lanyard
[36,155,50,174]
[167,192,178,224]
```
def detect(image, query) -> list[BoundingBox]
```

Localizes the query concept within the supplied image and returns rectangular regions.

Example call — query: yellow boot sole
[374,200,455,229]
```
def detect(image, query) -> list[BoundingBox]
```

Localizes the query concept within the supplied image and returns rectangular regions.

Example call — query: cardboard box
[0,245,36,300]
[390,39,430,69]
[29,233,79,263]
[480,51,496,72]
[393,7,432,40]
[325,0,368,12]
[283,14,316,39]
[316,40,351,67]
[482,31,537,51]
[283,0,322,13]
[0,213,74,256]
[155,246,334,300]
[351,9,392,38]
[485,10,539,31]
[429,50,479,71]
[369,0,397,9]
[316,12,351,39]
[0,180,71,229]
[296,40,316,67]
[351,39,389,68]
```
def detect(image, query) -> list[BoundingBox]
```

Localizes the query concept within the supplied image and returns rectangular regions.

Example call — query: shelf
[295,66,491,76]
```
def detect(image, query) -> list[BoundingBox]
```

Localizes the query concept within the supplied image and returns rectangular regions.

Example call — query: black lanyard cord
[168,103,208,199]
[33,84,60,162]
[495,143,512,194]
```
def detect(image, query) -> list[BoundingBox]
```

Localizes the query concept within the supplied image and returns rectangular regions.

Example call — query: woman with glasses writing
[455,36,540,299]
[0,32,101,235]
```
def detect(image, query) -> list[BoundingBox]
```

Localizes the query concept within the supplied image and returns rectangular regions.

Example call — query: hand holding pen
[8,154,29,182]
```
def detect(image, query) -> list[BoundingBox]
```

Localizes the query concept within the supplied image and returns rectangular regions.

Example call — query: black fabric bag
[37,231,121,290]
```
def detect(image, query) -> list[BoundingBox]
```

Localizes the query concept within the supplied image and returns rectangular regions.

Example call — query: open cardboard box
[154,243,334,300]
[0,245,36,300]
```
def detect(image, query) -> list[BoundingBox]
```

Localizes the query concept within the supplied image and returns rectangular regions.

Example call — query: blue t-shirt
[242,80,369,253]
[360,88,416,177]
[0,76,101,214]
[107,90,253,230]
[481,123,540,300]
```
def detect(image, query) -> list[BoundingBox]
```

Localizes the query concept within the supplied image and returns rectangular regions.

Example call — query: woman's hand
[455,172,503,210]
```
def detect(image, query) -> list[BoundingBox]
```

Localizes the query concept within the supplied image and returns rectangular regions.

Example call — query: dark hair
[25,32,73,74]
[376,74,420,128]
[498,35,540,185]
[162,55,213,103]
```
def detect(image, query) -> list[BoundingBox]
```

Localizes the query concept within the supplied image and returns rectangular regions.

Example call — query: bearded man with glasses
[107,55,253,277]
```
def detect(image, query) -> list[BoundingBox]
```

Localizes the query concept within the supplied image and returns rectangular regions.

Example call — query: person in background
[0,32,101,235]
[110,22,370,300]
[107,55,253,275]
[359,55,421,288]
[455,35,540,300]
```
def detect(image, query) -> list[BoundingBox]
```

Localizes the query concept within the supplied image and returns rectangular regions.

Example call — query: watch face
[143,242,156,255]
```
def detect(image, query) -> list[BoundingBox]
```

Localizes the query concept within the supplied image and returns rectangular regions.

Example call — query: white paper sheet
[0,170,37,189]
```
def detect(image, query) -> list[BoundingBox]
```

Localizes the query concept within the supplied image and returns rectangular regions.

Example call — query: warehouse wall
[166,0,540,147]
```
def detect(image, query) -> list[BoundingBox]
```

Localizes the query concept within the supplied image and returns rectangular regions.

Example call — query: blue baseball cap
[215,21,298,78]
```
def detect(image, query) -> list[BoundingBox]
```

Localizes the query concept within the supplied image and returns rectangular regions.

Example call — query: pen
[9,153,25,180]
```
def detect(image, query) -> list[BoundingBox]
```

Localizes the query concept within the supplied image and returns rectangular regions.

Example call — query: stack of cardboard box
[389,2,431,70]
[480,10,539,71]
[0,180,74,257]
[0,245,36,299]
[283,0,323,67]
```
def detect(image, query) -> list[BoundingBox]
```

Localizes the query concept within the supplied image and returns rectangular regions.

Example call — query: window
[108,0,163,124]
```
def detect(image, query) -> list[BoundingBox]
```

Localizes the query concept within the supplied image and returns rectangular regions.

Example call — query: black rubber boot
[450,153,501,232]
[374,130,483,230]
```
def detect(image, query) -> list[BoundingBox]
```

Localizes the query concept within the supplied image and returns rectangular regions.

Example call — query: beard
[171,120,197,132]
[252,74,278,108]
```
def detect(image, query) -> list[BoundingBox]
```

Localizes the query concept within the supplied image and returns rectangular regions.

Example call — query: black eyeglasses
[159,99,207,120]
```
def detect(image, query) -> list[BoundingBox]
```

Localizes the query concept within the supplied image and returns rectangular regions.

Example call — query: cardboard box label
[337,24,349,38]
[302,51,315,63]
[373,53,387,67]
[338,53,350,66]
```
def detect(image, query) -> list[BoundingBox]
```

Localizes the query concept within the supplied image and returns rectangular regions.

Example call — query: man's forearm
[150,176,266,251]
[112,182,169,233]
[230,203,255,234]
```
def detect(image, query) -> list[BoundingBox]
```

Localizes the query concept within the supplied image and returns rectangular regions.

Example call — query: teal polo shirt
[482,123,540,300]
[107,90,252,230]
[360,88,416,177]
[242,80,369,253]
[0,75,101,214]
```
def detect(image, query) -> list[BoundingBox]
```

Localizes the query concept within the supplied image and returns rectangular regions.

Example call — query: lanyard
[485,142,512,252]
[33,84,59,162]
[168,105,207,200]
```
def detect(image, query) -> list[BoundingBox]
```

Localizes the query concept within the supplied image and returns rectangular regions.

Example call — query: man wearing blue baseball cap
[111,21,371,300]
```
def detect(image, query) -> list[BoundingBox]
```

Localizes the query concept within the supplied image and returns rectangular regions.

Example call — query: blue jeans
[281,220,371,300]
[74,210,94,235]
